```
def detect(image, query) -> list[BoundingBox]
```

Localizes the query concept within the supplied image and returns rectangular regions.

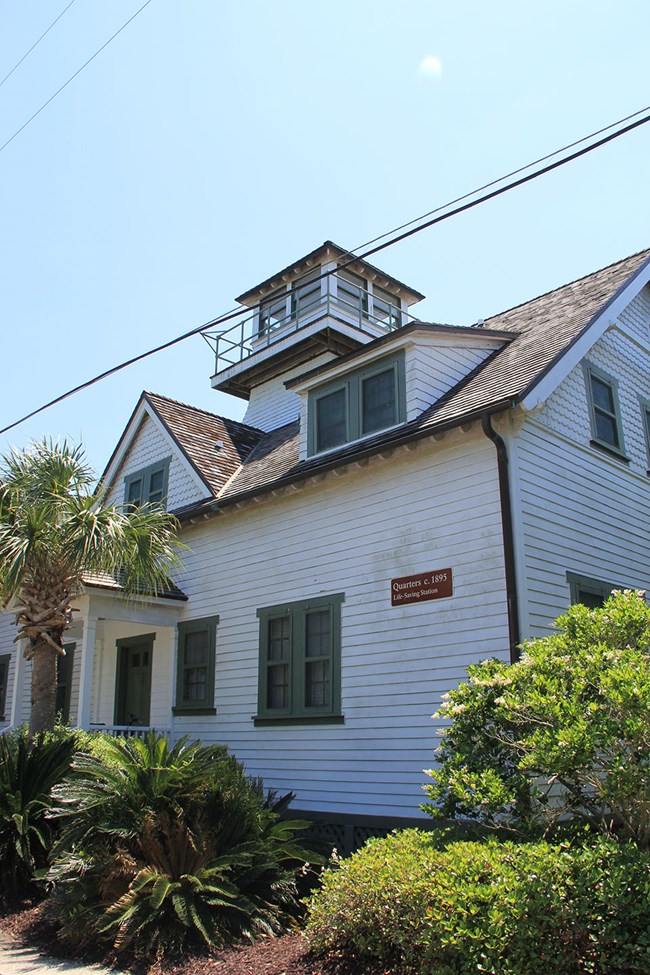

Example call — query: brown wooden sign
[391,568,453,606]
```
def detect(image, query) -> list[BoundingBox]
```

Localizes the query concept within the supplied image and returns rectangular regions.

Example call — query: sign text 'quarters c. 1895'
[390,568,453,606]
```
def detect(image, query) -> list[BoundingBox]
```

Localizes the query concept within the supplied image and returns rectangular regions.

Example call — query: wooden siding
[536,326,650,477]
[243,354,335,433]
[514,300,650,638]
[92,621,175,730]
[105,415,206,511]
[0,614,16,728]
[169,428,509,820]
[618,283,650,346]
[405,339,502,421]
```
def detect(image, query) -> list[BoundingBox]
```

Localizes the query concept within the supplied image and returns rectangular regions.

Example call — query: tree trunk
[29,638,59,737]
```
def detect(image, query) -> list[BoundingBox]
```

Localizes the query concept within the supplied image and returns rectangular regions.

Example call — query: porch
[13,582,186,738]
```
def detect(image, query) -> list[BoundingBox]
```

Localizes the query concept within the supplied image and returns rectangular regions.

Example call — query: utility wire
[348,104,650,257]
[1,105,649,438]
[0,0,154,156]
[0,0,77,91]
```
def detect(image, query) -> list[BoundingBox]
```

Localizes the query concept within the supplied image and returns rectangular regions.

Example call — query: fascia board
[142,403,213,497]
[521,259,650,412]
[99,401,211,501]
[289,327,509,394]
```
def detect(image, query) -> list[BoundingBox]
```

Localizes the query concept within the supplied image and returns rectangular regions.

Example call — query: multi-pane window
[583,363,625,456]
[372,283,402,328]
[291,269,321,318]
[336,268,369,315]
[259,288,287,334]
[309,353,405,455]
[124,459,170,509]
[0,654,10,721]
[567,572,618,609]
[256,594,344,722]
[174,617,218,714]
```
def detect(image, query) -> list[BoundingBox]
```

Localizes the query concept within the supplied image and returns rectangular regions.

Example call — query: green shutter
[256,594,344,724]
[174,617,218,715]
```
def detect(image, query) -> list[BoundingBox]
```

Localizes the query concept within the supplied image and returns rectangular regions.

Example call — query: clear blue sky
[1,0,649,476]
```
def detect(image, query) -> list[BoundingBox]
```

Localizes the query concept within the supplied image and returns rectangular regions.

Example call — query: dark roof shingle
[144,392,263,497]
[160,247,650,516]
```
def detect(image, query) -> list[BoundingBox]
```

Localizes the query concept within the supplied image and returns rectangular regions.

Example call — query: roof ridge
[144,390,263,433]
[485,246,650,324]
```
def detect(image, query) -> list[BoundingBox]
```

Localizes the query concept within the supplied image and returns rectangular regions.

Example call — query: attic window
[123,458,171,509]
[308,352,406,456]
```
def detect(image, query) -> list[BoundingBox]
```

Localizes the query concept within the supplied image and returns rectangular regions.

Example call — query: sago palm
[0,438,183,735]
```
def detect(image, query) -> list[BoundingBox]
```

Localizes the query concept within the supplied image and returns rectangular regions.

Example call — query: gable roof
[98,392,263,506]
[143,393,263,496]
[416,246,650,429]
[123,246,650,521]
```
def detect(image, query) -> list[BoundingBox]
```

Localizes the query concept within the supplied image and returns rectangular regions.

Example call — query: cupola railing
[202,272,416,376]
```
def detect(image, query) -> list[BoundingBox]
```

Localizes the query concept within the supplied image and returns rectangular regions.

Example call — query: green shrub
[306,830,650,975]
[48,732,314,959]
[0,726,77,901]
[423,590,650,845]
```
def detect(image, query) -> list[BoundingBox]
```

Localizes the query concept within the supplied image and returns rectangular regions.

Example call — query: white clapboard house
[2,241,650,845]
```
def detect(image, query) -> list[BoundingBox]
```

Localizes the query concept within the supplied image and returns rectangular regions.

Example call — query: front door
[114,635,154,727]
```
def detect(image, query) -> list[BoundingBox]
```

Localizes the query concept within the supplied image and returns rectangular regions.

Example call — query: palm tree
[0,439,184,736]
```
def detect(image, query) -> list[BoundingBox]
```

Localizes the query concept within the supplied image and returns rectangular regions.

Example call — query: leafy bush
[306,829,650,975]
[0,726,77,901]
[423,590,650,845]
[48,732,314,959]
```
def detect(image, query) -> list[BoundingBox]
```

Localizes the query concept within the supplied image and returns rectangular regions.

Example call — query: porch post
[77,615,97,730]
[169,624,179,742]
[10,639,28,727]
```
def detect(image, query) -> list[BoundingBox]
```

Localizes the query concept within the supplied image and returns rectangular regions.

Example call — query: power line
[348,104,650,257]
[0,0,154,156]
[1,105,649,438]
[0,0,77,91]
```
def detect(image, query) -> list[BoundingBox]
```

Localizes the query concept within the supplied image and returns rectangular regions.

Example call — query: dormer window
[308,352,406,455]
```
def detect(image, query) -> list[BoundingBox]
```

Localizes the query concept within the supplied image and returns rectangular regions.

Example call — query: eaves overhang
[285,321,517,392]
[174,396,519,525]
[236,240,426,306]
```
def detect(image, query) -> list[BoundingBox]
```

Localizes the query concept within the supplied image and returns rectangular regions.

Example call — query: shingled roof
[144,392,263,496]
[165,247,650,517]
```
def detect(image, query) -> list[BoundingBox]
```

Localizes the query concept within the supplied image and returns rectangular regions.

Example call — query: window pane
[577,589,607,609]
[259,290,286,332]
[127,478,143,507]
[268,617,289,661]
[305,659,330,707]
[148,468,165,504]
[591,376,615,413]
[183,666,207,701]
[292,270,321,316]
[336,268,368,313]
[267,663,289,709]
[373,285,401,327]
[595,411,619,447]
[306,610,331,657]
[317,388,347,450]
[362,369,397,434]
[185,630,209,665]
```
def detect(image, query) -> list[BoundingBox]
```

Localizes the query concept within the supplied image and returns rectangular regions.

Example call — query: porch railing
[88,724,171,741]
